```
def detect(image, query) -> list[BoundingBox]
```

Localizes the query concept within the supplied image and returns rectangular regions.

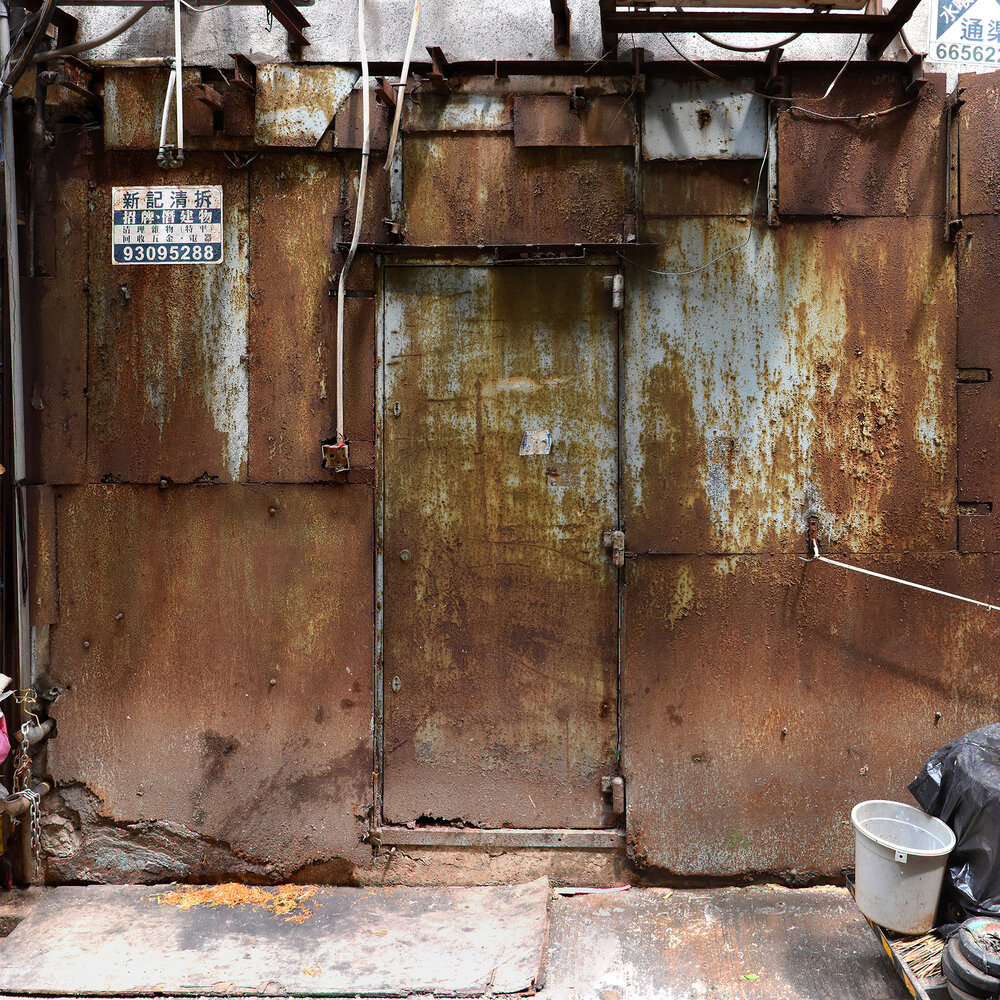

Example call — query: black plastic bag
[910,723,1000,919]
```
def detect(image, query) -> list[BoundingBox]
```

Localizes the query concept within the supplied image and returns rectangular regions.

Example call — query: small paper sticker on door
[519,430,552,456]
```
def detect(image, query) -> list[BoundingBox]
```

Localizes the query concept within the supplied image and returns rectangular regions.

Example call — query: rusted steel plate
[383,265,619,828]
[340,155,392,246]
[47,484,373,877]
[21,135,89,485]
[957,216,1000,368]
[643,79,765,161]
[958,381,1000,504]
[512,95,633,147]
[402,94,512,133]
[624,216,955,556]
[404,134,629,244]
[958,513,996,554]
[328,89,390,151]
[624,554,1000,876]
[103,67,201,150]
[255,64,356,147]
[87,153,250,484]
[959,70,1000,216]
[547,887,910,1000]
[778,67,946,217]
[0,880,549,997]
[26,486,57,626]
[642,160,762,217]
[248,155,375,482]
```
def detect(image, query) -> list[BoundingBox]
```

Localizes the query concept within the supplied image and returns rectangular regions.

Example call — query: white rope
[806,539,1000,614]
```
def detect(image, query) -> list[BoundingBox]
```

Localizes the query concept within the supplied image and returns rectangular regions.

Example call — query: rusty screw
[400,549,410,562]
[158,477,168,490]
[934,711,942,726]
[268,507,277,516]
[82,640,90,649]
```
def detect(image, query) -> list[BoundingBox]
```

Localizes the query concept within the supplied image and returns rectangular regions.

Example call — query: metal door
[381,264,620,829]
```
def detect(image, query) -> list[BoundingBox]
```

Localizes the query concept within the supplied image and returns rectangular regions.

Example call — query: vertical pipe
[1,5,35,885]
[1,7,31,703]
[173,0,184,165]
[335,0,370,454]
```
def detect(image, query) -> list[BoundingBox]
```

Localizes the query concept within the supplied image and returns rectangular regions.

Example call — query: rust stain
[382,265,619,829]
[624,554,1000,876]
[26,486,57,626]
[87,152,250,484]
[154,883,317,922]
[47,484,373,874]
[22,133,91,485]
[247,155,375,482]
[959,69,1000,216]
[511,95,634,148]
[404,133,628,245]
[625,216,955,555]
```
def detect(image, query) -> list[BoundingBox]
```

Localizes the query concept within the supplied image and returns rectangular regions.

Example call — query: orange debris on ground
[153,883,317,923]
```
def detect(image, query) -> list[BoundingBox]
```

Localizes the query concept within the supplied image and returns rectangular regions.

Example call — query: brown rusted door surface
[383,265,619,828]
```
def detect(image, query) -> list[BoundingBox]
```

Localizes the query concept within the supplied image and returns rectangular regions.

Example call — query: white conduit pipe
[806,539,1000,614]
[173,0,184,165]
[383,0,421,171]
[334,0,369,454]
[158,66,176,158]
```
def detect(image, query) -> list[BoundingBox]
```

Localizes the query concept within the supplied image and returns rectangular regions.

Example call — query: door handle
[602,529,625,568]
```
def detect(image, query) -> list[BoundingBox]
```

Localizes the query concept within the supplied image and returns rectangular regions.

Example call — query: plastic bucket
[851,800,955,934]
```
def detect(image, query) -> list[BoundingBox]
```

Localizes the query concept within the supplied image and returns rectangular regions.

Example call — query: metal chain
[22,788,42,876]
[13,722,31,794]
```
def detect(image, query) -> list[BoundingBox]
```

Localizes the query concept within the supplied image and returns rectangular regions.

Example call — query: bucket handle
[895,850,908,864]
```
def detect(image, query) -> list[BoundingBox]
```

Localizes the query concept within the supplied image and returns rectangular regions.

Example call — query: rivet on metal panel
[399,549,410,562]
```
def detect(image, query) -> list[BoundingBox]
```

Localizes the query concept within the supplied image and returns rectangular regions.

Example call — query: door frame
[371,248,627,849]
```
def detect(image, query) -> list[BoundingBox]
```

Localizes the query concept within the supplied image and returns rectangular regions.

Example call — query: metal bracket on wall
[601,774,625,815]
[945,86,964,243]
[376,827,626,849]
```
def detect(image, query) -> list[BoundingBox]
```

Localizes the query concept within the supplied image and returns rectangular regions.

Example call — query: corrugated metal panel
[382,265,619,828]
[86,153,250,484]
[255,65,357,148]
[623,553,1000,875]
[643,79,765,161]
[47,484,373,873]
[403,134,629,244]
[22,135,90,485]
[512,95,633,147]
[247,154,375,482]
[778,68,946,217]
[959,69,1000,216]
[624,216,955,556]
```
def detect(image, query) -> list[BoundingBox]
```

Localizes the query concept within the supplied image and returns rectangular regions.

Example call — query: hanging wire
[696,30,803,52]
[660,31,862,104]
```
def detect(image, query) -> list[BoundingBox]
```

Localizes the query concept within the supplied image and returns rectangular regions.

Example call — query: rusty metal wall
[622,62,999,877]
[46,484,373,882]
[956,70,1000,553]
[18,61,1000,883]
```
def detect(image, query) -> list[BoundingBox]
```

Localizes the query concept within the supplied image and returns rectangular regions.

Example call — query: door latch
[602,529,625,567]
[601,775,625,815]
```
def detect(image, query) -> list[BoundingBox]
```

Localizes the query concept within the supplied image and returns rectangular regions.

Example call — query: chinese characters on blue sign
[930,0,1000,67]
[112,186,223,264]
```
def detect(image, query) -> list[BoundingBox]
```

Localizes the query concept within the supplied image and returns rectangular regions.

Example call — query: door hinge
[602,273,624,311]
[601,774,625,815]
[602,529,625,567]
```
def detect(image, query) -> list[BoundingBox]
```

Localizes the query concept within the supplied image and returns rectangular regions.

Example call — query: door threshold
[376,827,625,849]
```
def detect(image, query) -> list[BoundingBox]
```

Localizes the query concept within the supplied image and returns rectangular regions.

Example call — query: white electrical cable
[32,4,156,62]
[384,0,421,171]
[173,0,184,165]
[335,0,370,452]
[158,66,176,156]
[806,539,1000,614]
